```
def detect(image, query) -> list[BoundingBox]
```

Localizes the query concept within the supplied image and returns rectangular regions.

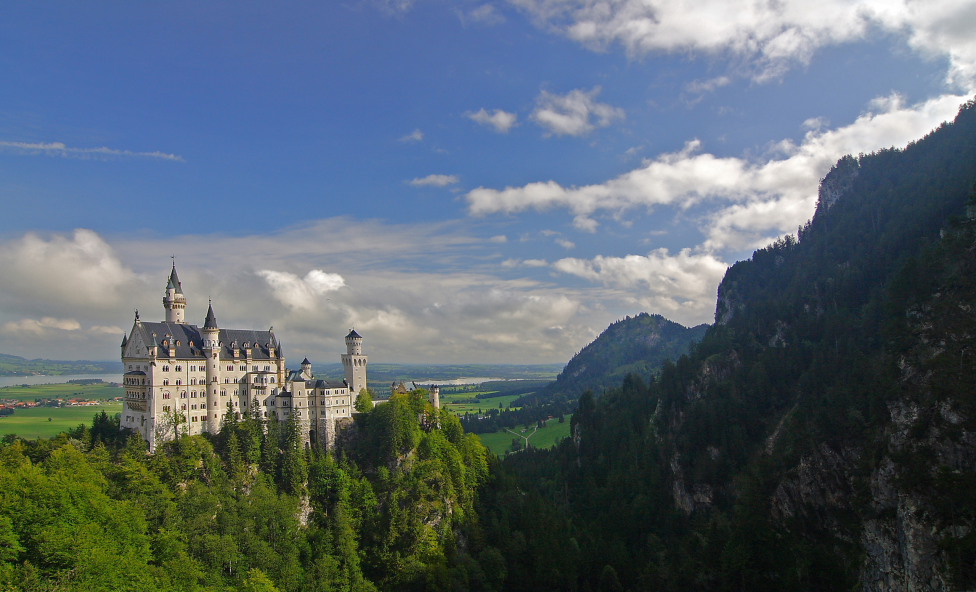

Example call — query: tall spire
[204,300,218,330]
[163,261,187,323]
[169,261,183,294]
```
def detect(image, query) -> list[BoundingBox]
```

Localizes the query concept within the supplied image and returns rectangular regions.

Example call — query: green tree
[355,388,374,413]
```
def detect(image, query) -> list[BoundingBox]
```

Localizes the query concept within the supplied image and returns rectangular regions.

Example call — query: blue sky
[1,0,973,365]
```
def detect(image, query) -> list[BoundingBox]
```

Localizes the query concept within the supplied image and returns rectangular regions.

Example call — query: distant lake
[0,373,120,388]
[412,377,507,386]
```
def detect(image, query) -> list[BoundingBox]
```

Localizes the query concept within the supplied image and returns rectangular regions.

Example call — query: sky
[1,0,974,366]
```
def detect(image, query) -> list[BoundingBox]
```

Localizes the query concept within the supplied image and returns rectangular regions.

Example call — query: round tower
[162,263,186,323]
[202,302,221,433]
[341,329,367,396]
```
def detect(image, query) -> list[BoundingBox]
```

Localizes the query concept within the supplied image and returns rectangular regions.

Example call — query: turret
[345,329,363,355]
[162,263,187,323]
[301,357,313,379]
[341,329,368,396]
[202,301,221,433]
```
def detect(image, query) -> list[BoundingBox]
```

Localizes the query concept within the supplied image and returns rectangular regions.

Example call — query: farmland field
[0,381,123,402]
[0,402,123,439]
[475,416,572,457]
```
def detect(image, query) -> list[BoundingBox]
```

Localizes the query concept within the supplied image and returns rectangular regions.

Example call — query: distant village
[0,378,122,417]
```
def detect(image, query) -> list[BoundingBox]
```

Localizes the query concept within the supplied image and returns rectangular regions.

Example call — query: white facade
[121,264,362,450]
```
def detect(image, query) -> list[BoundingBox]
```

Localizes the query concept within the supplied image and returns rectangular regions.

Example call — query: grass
[0,402,123,439]
[475,416,572,457]
[0,382,123,402]
[442,393,522,415]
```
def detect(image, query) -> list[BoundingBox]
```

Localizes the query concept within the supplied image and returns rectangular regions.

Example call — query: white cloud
[553,249,729,324]
[464,3,506,25]
[408,174,460,187]
[0,229,143,315]
[399,129,424,142]
[466,108,519,133]
[489,234,508,243]
[556,238,575,249]
[256,269,346,311]
[2,317,83,335]
[468,93,968,248]
[509,0,976,86]
[531,87,625,136]
[0,140,183,161]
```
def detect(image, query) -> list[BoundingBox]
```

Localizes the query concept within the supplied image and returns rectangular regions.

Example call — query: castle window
[220,390,226,396]
[252,365,259,372]
[224,378,230,383]
[163,393,171,399]
[264,365,270,372]
[190,365,197,372]
[175,365,182,372]
[191,391,197,398]
[191,416,197,422]
[163,405,170,412]
[162,379,169,386]
[240,365,246,371]
[181,404,187,410]
[201,403,207,409]
[270,377,275,383]
[175,379,182,386]
[226,365,233,371]
[162,365,170,372]
[190,378,196,385]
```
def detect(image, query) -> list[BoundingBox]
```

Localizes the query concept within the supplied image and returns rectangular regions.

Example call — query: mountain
[0,353,121,376]
[461,313,706,435]
[529,313,708,402]
[484,97,976,591]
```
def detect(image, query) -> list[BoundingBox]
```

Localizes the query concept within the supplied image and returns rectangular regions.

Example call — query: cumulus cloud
[0,229,142,315]
[256,269,346,311]
[466,108,519,133]
[3,317,83,335]
[399,129,424,142]
[553,249,730,323]
[556,238,575,249]
[468,93,968,247]
[509,0,976,85]
[408,174,460,187]
[531,87,625,136]
[463,3,506,25]
[0,140,183,161]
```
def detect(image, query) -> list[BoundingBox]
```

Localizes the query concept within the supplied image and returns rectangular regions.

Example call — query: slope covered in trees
[0,388,500,592]
[487,97,976,590]
[461,313,706,435]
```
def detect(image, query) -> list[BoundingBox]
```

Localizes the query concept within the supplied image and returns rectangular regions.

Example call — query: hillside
[487,98,976,591]
[0,354,120,377]
[460,313,705,435]
[532,312,708,402]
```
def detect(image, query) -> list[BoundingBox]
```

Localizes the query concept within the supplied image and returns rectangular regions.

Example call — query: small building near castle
[120,264,367,450]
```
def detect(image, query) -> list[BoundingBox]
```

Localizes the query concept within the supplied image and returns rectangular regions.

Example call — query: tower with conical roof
[202,301,221,433]
[341,329,367,396]
[162,263,186,323]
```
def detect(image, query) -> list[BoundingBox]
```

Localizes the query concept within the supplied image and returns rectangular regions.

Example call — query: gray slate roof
[134,321,279,361]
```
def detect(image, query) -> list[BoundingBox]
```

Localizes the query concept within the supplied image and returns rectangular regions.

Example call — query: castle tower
[162,263,186,323]
[202,302,221,433]
[341,329,367,395]
[430,385,440,410]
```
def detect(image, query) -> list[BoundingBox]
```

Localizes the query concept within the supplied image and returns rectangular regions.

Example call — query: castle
[121,264,367,450]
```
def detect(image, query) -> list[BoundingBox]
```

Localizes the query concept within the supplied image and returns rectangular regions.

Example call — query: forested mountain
[485,97,976,591]
[461,313,706,435]
[0,353,120,376]
[529,313,708,403]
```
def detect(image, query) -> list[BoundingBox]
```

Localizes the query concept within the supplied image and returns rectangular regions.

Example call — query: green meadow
[0,402,123,439]
[475,416,572,457]
[0,381,123,402]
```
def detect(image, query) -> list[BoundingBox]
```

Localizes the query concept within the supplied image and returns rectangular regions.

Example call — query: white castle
[120,264,367,450]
